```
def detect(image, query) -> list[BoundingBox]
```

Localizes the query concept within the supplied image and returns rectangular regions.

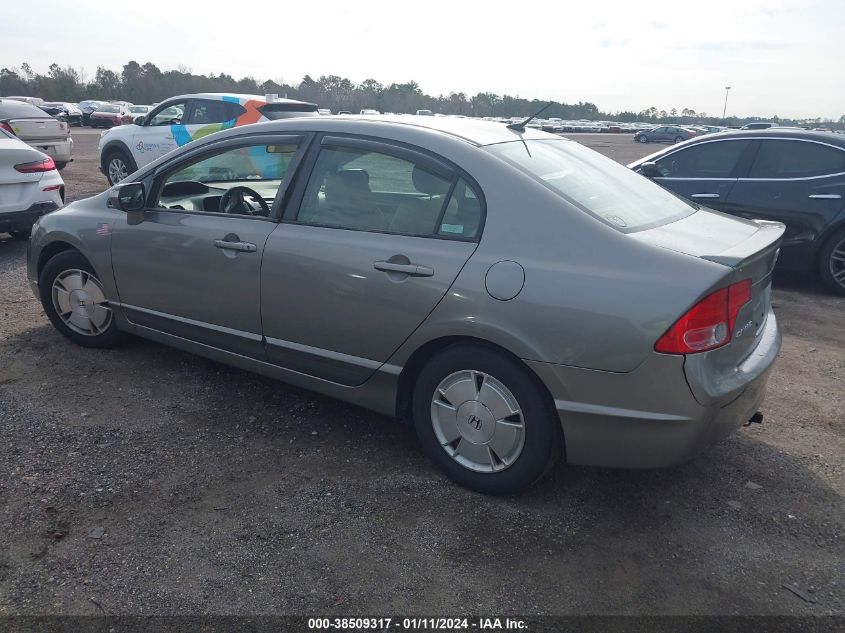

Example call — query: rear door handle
[374,261,434,277]
[808,194,842,200]
[691,193,720,199]
[214,239,257,253]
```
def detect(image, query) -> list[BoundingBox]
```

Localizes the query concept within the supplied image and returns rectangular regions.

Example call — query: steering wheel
[219,186,270,216]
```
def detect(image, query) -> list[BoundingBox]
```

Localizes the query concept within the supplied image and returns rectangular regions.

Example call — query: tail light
[14,157,56,173]
[0,121,15,136]
[655,279,752,354]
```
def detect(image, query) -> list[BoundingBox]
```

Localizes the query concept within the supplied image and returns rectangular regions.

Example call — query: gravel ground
[0,132,843,616]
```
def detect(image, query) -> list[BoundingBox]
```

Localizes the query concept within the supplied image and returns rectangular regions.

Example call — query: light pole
[722,86,731,123]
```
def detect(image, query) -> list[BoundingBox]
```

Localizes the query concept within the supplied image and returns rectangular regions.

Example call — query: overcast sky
[2,0,842,119]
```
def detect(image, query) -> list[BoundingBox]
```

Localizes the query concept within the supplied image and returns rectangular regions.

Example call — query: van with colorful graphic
[98,93,318,184]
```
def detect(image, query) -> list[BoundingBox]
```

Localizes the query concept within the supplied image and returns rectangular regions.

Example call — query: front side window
[147,101,187,126]
[155,142,300,216]
[655,140,751,178]
[487,139,695,232]
[749,140,845,178]
[187,100,245,125]
[297,146,461,236]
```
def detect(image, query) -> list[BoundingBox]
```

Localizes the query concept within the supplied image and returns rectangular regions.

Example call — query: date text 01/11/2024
[307,617,528,630]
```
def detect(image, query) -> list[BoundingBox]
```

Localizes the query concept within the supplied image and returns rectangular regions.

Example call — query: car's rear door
[651,138,754,213]
[261,135,483,386]
[723,137,845,269]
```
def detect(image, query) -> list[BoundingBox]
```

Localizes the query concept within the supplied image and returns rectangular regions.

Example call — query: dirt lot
[0,132,843,616]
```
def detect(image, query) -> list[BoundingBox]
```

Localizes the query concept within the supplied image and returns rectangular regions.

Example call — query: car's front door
[132,100,190,168]
[261,136,483,385]
[651,138,754,212]
[110,135,304,357]
[724,138,845,269]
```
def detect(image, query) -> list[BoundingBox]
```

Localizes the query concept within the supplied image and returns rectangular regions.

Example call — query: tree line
[1,61,840,128]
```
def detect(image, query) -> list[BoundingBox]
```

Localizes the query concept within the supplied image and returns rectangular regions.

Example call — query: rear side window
[655,140,751,178]
[258,103,319,120]
[749,140,845,178]
[487,139,695,233]
[187,100,246,125]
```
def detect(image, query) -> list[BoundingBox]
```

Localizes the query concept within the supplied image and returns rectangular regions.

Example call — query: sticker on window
[440,223,464,234]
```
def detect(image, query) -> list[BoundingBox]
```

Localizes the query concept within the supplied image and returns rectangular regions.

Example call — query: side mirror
[134,115,145,125]
[108,182,146,212]
[639,162,661,178]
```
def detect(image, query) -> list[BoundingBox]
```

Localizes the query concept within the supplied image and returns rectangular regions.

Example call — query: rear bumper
[0,201,60,233]
[27,137,73,162]
[526,312,780,469]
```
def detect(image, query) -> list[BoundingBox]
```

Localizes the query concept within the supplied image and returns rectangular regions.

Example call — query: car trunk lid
[632,209,784,367]
[6,116,68,142]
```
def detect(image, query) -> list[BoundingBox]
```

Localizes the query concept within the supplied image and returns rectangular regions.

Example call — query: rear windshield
[0,100,49,119]
[98,105,120,113]
[258,103,319,120]
[486,139,695,232]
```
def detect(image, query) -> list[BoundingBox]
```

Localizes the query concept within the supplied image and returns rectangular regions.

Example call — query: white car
[0,98,73,169]
[98,92,318,184]
[127,105,153,123]
[0,127,64,239]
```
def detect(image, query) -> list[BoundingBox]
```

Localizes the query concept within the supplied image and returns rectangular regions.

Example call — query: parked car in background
[127,105,152,122]
[98,93,319,184]
[742,122,775,130]
[33,116,782,493]
[41,102,83,127]
[0,127,64,239]
[2,96,44,107]
[90,103,133,128]
[629,129,845,294]
[78,100,106,126]
[634,126,697,144]
[360,109,380,114]
[317,108,332,116]
[0,99,73,169]
[416,109,434,116]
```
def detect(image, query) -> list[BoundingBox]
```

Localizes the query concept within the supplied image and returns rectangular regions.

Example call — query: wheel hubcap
[431,370,525,473]
[831,238,845,289]
[108,158,128,183]
[52,269,112,336]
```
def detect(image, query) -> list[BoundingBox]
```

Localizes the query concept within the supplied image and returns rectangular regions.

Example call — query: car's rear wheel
[819,227,845,296]
[55,161,67,170]
[412,344,562,494]
[105,149,135,185]
[39,251,125,348]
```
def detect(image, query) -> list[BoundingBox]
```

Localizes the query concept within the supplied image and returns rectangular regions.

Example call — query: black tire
[637,135,648,143]
[104,148,136,185]
[819,227,845,296]
[9,229,31,240]
[412,344,562,495]
[55,161,68,170]
[39,250,125,348]
[673,136,684,143]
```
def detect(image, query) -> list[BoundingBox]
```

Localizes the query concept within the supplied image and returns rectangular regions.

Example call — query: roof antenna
[507,102,554,132]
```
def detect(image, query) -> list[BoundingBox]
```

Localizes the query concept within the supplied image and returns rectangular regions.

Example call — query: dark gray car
[635,126,697,144]
[26,116,784,494]
[629,129,845,294]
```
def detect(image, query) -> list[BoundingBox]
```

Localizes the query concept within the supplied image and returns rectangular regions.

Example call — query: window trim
[282,133,486,242]
[145,133,310,221]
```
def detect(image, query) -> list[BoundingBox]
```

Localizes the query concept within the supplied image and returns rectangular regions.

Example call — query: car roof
[685,128,845,147]
[165,93,315,106]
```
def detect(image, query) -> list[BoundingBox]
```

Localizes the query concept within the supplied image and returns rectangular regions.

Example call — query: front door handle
[214,239,257,253]
[808,194,842,200]
[691,193,720,199]
[374,261,434,277]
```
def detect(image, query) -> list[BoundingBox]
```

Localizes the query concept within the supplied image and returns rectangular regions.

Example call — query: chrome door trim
[690,193,721,199]
[808,194,843,200]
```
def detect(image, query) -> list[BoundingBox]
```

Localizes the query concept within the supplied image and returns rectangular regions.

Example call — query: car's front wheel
[819,227,845,296]
[637,135,648,143]
[104,149,135,185]
[39,251,125,348]
[412,344,562,494]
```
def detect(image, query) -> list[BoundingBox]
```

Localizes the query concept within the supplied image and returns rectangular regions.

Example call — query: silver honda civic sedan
[26,116,784,494]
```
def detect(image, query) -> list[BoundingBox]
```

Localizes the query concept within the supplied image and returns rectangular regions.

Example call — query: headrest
[329,169,370,193]
[413,165,449,196]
